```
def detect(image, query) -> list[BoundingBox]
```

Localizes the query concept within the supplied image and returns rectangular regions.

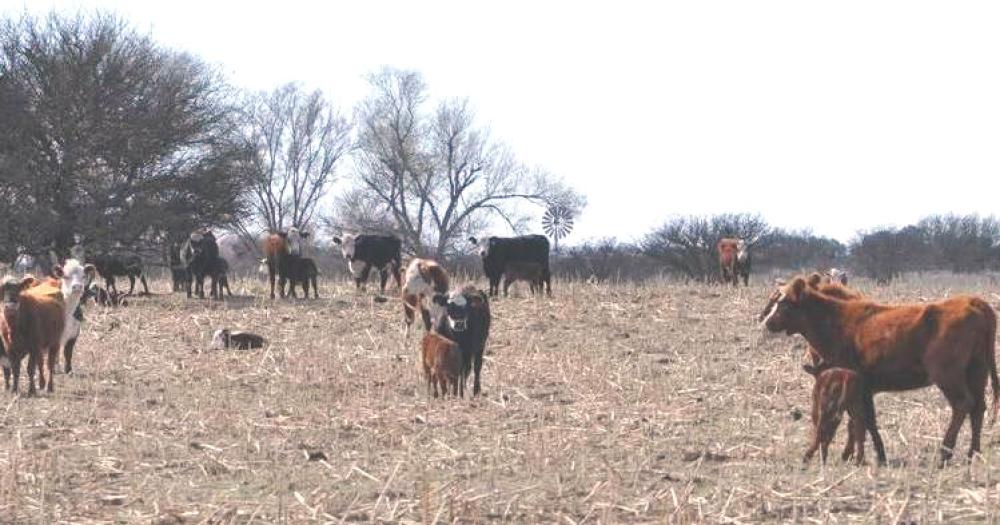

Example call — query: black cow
[87,252,150,296]
[469,235,551,297]
[332,234,402,293]
[432,285,491,396]
[284,257,319,299]
[169,242,190,293]
[181,231,223,299]
[211,256,233,298]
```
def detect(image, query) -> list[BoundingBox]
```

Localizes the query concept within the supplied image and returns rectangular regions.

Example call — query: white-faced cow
[402,258,450,338]
[263,227,317,299]
[469,235,551,297]
[332,234,402,294]
[432,285,492,396]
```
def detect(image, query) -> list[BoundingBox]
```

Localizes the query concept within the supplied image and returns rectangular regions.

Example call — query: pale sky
[3,1,999,245]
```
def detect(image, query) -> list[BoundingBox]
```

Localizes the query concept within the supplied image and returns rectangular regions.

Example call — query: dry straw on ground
[0,273,999,523]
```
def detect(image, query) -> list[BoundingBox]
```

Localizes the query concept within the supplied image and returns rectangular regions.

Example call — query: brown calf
[761,275,999,465]
[421,332,464,398]
[402,258,449,338]
[803,367,867,465]
[502,261,544,296]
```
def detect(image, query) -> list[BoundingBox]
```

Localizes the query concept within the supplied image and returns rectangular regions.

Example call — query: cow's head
[826,268,848,286]
[53,259,97,297]
[433,289,485,332]
[759,277,810,335]
[1,276,33,314]
[211,329,230,350]
[283,227,305,256]
[333,234,357,261]
[468,237,489,258]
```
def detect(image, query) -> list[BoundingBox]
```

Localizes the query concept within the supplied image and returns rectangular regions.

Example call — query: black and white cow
[181,230,225,299]
[469,235,551,297]
[432,285,491,396]
[332,234,402,293]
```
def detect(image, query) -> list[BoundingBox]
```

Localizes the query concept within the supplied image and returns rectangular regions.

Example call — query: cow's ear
[787,277,808,302]
[332,237,342,245]
[84,264,97,279]
[806,273,823,288]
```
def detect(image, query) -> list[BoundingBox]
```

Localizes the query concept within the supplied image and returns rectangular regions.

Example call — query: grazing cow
[469,235,551,297]
[182,230,223,299]
[803,367,867,465]
[760,275,999,465]
[211,329,265,350]
[87,252,149,296]
[502,261,545,296]
[332,234,402,293]
[825,268,849,286]
[402,258,450,338]
[432,285,491,396]
[1,276,65,394]
[420,332,465,398]
[263,227,317,299]
[717,238,750,286]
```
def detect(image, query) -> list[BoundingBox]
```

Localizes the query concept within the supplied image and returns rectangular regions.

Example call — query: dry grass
[1,274,1000,523]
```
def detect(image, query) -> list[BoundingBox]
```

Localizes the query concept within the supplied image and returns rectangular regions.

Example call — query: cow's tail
[986,302,1000,426]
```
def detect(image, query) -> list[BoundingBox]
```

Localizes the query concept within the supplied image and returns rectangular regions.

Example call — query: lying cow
[211,329,265,350]
[333,234,402,294]
[470,235,551,297]
[402,258,449,338]
[432,285,492,396]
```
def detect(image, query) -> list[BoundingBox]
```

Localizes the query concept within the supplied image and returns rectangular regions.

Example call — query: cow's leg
[473,352,483,396]
[392,261,403,290]
[139,274,150,295]
[848,408,867,466]
[403,295,416,338]
[127,275,136,296]
[420,307,432,332]
[2,365,9,391]
[106,276,117,295]
[268,266,276,299]
[226,277,233,297]
[358,265,372,292]
[26,352,37,395]
[311,275,318,299]
[379,267,390,294]
[10,355,20,393]
[185,271,193,298]
[502,276,512,297]
[937,381,973,466]
[46,346,57,392]
[543,268,552,297]
[967,365,989,458]
[860,388,887,465]
[63,337,77,374]
[488,276,500,298]
[278,274,288,298]
[301,276,310,299]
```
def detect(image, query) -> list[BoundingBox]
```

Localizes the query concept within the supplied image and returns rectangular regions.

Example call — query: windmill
[542,205,575,251]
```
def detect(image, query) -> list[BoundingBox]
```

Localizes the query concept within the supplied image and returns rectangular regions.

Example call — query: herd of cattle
[1,230,998,467]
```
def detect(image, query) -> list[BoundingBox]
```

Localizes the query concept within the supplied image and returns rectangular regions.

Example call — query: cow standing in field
[333,234,402,294]
[169,241,190,293]
[181,230,223,299]
[432,285,492,396]
[803,367,868,465]
[717,238,750,286]
[760,275,999,465]
[421,331,465,398]
[88,251,149,296]
[0,275,65,394]
[402,258,450,338]
[263,227,317,299]
[502,261,545,296]
[470,235,551,297]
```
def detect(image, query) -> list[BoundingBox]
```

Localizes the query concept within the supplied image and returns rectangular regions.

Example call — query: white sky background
[3,1,999,245]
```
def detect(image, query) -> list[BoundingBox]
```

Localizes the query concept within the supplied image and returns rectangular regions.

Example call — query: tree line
[0,12,581,264]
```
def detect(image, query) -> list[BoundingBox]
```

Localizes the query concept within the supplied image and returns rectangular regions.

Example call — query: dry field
[2,273,1000,523]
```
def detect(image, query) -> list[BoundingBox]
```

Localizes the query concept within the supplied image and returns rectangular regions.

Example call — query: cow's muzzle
[450,318,468,332]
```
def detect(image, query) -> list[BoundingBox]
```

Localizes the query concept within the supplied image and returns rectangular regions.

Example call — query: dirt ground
[1,273,999,523]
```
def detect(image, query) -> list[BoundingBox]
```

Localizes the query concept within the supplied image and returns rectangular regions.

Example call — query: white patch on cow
[338,234,357,261]
[257,258,269,276]
[211,329,227,350]
[449,291,467,308]
[347,259,366,278]
[736,240,748,263]
[58,259,89,347]
[286,227,303,256]
[760,291,786,328]
[402,260,431,297]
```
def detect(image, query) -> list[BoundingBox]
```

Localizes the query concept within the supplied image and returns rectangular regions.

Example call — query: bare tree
[337,68,583,257]
[642,213,771,281]
[242,83,352,233]
[0,11,247,259]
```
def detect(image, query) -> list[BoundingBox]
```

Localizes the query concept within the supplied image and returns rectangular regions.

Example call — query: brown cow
[760,275,999,465]
[421,332,464,398]
[1,276,66,394]
[402,258,449,338]
[717,238,749,286]
[803,367,867,465]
